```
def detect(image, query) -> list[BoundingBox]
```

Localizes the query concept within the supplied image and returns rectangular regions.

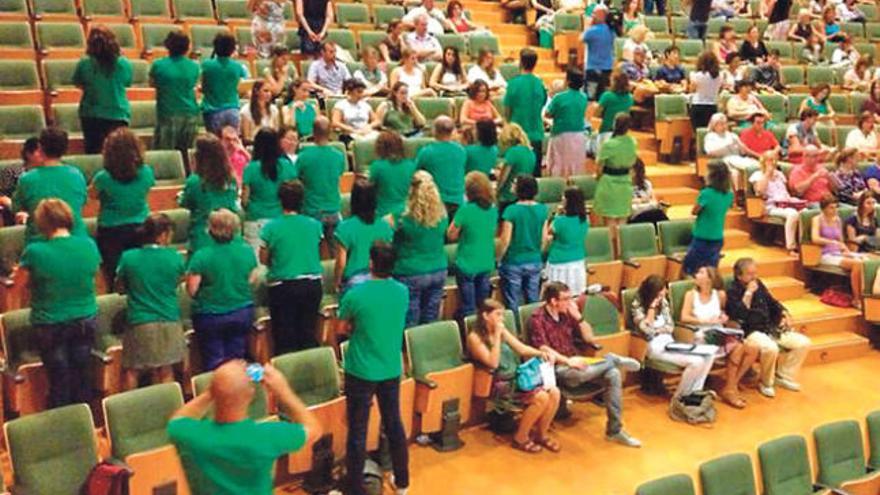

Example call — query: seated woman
[629,158,669,224]
[282,79,319,140]
[459,80,503,134]
[725,80,768,126]
[466,298,561,454]
[379,20,405,64]
[621,0,645,34]
[376,82,426,137]
[845,112,880,160]
[240,81,280,143]
[445,0,485,34]
[704,113,760,194]
[679,266,760,409]
[630,275,717,399]
[467,49,508,95]
[331,78,380,145]
[262,46,297,98]
[738,24,768,65]
[798,84,836,123]
[831,35,860,68]
[863,81,880,125]
[352,46,389,97]
[622,25,654,64]
[713,25,739,65]
[811,194,866,308]
[800,32,827,65]
[820,5,847,44]
[833,148,867,205]
[749,152,803,256]
[843,56,873,93]
[390,48,436,98]
[430,46,469,96]
[788,9,818,43]
[846,191,879,252]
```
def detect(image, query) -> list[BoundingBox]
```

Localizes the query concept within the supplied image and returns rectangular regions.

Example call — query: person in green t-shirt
[683,162,734,276]
[260,181,323,354]
[115,213,186,390]
[544,187,590,295]
[595,114,639,251]
[186,209,259,370]
[498,175,548,317]
[200,32,249,135]
[465,121,499,176]
[596,71,634,135]
[282,80,319,139]
[168,360,321,495]
[416,116,467,219]
[241,128,298,255]
[447,172,498,320]
[334,179,394,292]
[19,198,100,408]
[545,70,588,177]
[369,131,418,218]
[295,117,345,255]
[337,242,411,495]
[90,128,155,286]
[504,48,547,175]
[497,123,537,208]
[73,26,133,154]
[150,30,201,153]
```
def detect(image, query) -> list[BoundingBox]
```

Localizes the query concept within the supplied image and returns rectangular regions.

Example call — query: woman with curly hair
[73,25,133,154]
[89,128,155,286]
[369,130,417,217]
[392,171,449,326]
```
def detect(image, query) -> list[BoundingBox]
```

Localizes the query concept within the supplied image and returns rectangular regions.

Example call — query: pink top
[451,17,470,33]
[228,148,250,187]
[466,100,495,122]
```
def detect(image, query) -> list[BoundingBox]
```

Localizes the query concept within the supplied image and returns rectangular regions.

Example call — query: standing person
[334,179,394,293]
[240,81,281,143]
[496,124,536,210]
[497,175,548,317]
[544,70,588,177]
[19,199,101,408]
[594,72,634,137]
[337,243,411,495]
[115,213,186,390]
[688,0,713,41]
[260,181,324,353]
[201,33,249,136]
[582,4,615,101]
[447,172,498,320]
[279,126,299,172]
[392,171,449,326]
[416,116,467,219]
[504,48,548,175]
[465,121,499,176]
[296,0,333,58]
[689,51,724,129]
[544,188,589,295]
[249,0,286,58]
[73,25,132,154]
[168,360,321,495]
[90,128,155,286]
[295,117,345,255]
[150,31,200,153]
[241,128,298,254]
[369,131,418,218]
[595,114,638,250]
[682,162,734,275]
[765,0,793,40]
[179,134,239,254]
[187,209,259,370]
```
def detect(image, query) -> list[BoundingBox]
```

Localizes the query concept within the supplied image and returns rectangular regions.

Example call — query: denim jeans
[81,117,127,154]
[584,69,612,101]
[682,237,724,276]
[499,262,542,319]
[455,270,492,321]
[643,0,665,15]
[687,20,708,40]
[396,269,446,326]
[269,278,322,354]
[344,373,409,495]
[192,305,255,370]
[36,316,97,408]
[555,357,623,435]
[203,108,241,136]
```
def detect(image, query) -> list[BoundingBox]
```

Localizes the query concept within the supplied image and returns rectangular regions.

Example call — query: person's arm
[459,100,476,126]
[736,135,760,158]
[185,273,201,298]
[541,217,554,253]
[408,98,426,127]
[295,0,315,39]
[319,0,335,39]
[792,167,821,195]
[502,328,554,363]
[489,102,503,125]
[259,246,271,266]
[496,220,512,260]
[446,217,462,241]
[171,391,214,419]
[262,364,322,443]
[429,64,445,91]
[87,181,99,201]
[754,172,770,197]
[241,184,251,208]
[466,329,502,368]
[334,247,347,289]
[331,107,356,134]
[379,43,392,64]
[845,220,865,244]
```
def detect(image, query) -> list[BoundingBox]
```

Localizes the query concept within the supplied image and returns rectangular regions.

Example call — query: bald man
[168,360,321,495]
[416,116,466,218]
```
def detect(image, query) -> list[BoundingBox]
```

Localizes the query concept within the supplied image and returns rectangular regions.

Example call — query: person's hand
[718,313,729,325]
[540,350,555,364]
[651,295,664,310]
[14,211,27,225]
[0,196,10,208]
[746,280,759,294]
[568,357,587,369]
[261,364,292,396]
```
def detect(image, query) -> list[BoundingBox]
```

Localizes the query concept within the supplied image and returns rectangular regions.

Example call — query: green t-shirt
[149,55,200,117]
[547,89,587,135]
[369,158,417,217]
[392,214,449,276]
[187,239,256,314]
[453,202,498,276]
[292,101,318,138]
[72,56,132,122]
[242,158,298,221]
[465,144,498,176]
[13,164,88,242]
[498,145,536,204]
[295,144,345,216]
[502,202,548,265]
[504,73,548,143]
[200,57,248,113]
[597,90,635,134]
[116,245,185,325]
[693,187,733,241]
[598,135,638,169]
[20,236,100,325]
[548,214,589,264]
[168,417,306,495]
[178,174,239,253]
[92,165,155,227]
[260,213,323,281]
[334,216,394,279]
[339,278,409,381]
[416,141,466,205]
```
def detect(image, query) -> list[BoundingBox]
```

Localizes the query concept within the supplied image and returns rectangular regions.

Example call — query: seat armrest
[414,376,438,389]
[623,259,641,268]
[91,348,112,364]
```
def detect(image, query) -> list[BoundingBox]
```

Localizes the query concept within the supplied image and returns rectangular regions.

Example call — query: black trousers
[584,69,612,101]
[81,117,128,154]
[531,140,543,177]
[96,223,141,287]
[689,104,718,130]
[269,278,323,355]
[36,316,96,408]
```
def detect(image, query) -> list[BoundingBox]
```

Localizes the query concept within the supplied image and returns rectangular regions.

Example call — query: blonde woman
[390,48,436,98]
[391,171,449,325]
[497,123,536,208]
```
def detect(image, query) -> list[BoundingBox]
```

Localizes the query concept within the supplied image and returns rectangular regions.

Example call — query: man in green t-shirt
[337,243,410,495]
[295,117,345,255]
[416,116,466,219]
[504,48,547,176]
[168,360,321,495]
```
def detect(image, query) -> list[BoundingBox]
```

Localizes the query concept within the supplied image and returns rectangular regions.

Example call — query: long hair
[611,71,630,94]
[499,123,531,149]
[252,127,282,181]
[706,161,732,193]
[249,80,267,127]
[637,274,666,309]
[477,49,496,79]
[562,187,586,222]
[696,50,720,79]
[696,265,724,290]
[86,25,120,72]
[857,190,876,223]
[810,83,831,103]
[376,130,405,161]
[194,134,233,191]
[442,46,463,75]
[351,178,378,224]
[388,81,410,113]
[405,171,446,228]
[465,171,494,209]
[474,298,505,347]
[102,127,143,183]
[632,158,647,190]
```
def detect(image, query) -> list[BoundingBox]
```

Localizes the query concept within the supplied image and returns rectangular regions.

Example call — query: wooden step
[486,23,531,35]
[666,206,749,230]
[469,9,506,23]
[462,1,505,13]
[497,33,532,47]
[654,186,699,205]
[718,246,801,278]
[723,229,751,249]
[804,331,872,366]
[761,276,807,301]
[631,130,659,152]
[645,163,702,188]
[638,149,658,166]
[785,294,865,336]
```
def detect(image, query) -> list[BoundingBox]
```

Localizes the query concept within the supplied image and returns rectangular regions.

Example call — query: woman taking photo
[242,128,298,253]
[682,162,734,275]
[595,114,638,252]
[90,127,155,286]
[496,123,536,209]
[459,80,503,133]
[240,80,281,143]
[846,191,879,252]
[376,82,426,137]
[465,120,499,176]
[331,78,380,145]
[369,131,418,217]
[334,178,394,293]
[811,195,865,307]
[466,298,561,454]
[748,152,802,256]
[430,46,469,95]
[543,187,589,295]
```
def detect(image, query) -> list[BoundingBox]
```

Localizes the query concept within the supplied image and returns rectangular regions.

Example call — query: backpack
[820,286,853,308]
[669,391,717,425]
[81,461,131,495]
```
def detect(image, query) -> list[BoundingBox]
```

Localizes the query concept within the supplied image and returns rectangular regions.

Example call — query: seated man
[528,282,642,448]
[753,49,786,94]
[401,0,446,35]
[725,257,811,397]
[789,145,836,204]
[738,112,781,156]
[403,14,443,62]
[653,46,687,94]
[786,109,834,164]
[620,46,658,103]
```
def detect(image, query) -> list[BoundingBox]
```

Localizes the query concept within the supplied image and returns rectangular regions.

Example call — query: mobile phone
[246,363,264,383]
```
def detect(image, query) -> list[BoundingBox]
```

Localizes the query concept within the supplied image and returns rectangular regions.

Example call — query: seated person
[390,48,436,98]
[721,53,747,93]
[620,47,658,103]
[833,148,867,204]
[379,21,405,64]
[466,49,508,95]
[788,8,818,43]
[749,152,802,256]
[738,25,768,65]
[845,111,880,160]
[445,0,485,34]
[376,82,426,137]
[739,112,780,156]
[460,80,503,136]
[798,84,836,123]
[403,15,443,62]
[800,33,827,65]
[622,25,654,64]
[820,6,847,45]
[430,46,469,95]
[704,113,761,192]
[653,46,687,94]
[713,26,740,65]
[331,78,380,144]
[811,195,866,307]
[789,145,836,203]
[831,34,859,67]
[843,56,873,93]
[846,191,879,252]
[352,46,389,97]
[630,158,669,224]
[836,0,866,23]
[753,50,786,94]
[402,0,446,35]
[786,109,834,164]
[725,80,768,126]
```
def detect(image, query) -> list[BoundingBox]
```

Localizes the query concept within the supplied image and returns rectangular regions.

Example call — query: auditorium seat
[140,23,183,59]
[100,22,141,59]
[797,206,854,271]
[755,93,786,124]
[585,227,623,296]
[619,223,667,289]
[582,293,629,354]
[814,420,880,492]
[699,453,757,495]
[35,21,86,58]
[0,307,50,414]
[372,4,404,28]
[636,474,696,495]
[93,293,127,396]
[436,33,465,54]
[358,29,385,50]
[129,100,157,142]
[415,97,455,127]
[0,0,28,20]
[336,3,371,29]
[780,66,806,93]
[806,66,835,89]
[171,0,217,24]
[189,24,231,59]
[622,287,685,393]
[868,410,880,470]
[757,435,826,495]
[653,94,693,159]
[535,176,565,209]
[29,0,78,21]
[675,39,704,61]
[0,105,46,159]
[216,0,250,27]
[81,0,128,23]
[0,21,36,58]
[467,34,499,59]
[44,59,82,104]
[644,15,669,38]
[327,28,358,56]
[0,61,43,106]
[668,278,702,343]
[657,219,693,281]
[866,22,880,41]
[129,0,174,23]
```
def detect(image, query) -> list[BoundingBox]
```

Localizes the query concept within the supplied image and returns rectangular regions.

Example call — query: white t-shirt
[403,31,442,55]
[353,68,388,90]
[690,71,724,105]
[334,99,373,130]
[395,67,426,97]
[704,131,742,156]
[466,65,507,90]
[402,6,446,35]
[749,169,792,204]
[845,128,879,151]
[239,104,280,139]
[622,39,654,63]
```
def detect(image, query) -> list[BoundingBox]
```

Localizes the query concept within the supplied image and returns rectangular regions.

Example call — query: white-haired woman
[704,112,760,195]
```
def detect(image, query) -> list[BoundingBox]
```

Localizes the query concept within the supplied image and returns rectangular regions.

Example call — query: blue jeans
[687,20,708,40]
[203,108,240,136]
[682,237,723,276]
[644,0,665,15]
[193,305,255,370]
[36,316,97,408]
[455,270,492,320]
[499,262,542,318]
[396,269,446,326]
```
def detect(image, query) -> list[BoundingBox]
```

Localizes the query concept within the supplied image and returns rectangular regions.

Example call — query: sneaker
[759,384,776,398]
[605,353,642,372]
[775,376,801,392]
[606,430,642,448]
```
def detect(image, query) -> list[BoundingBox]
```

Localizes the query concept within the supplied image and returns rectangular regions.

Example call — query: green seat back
[569,175,597,201]
[0,224,25,272]
[130,100,157,131]
[43,59,78,91]
[619,223,659,260]
[95,293,127,354]
[163,208,190,245]
[517,302,542,342]
[655,94,688,121]
[0,0,27,16]
[868,410,880,470]
[829,94,850,116]
[351,138,378,173]
[814,420,869,488]
[403,136,433,157]
[758,435,816,495]
[780,66,804,86]
[36,22,84,50]
[32,0,76,16]
[327,28,357,53]
[851,92,869,114]
[0,21,33,49]
[337,3,370,25]
[415,97,455,122]
[645,38,673,56]
[0,307,39,370]
[437,33,465,53]
[190,25,229,54]
[536,177,565,204]
[675,39,704,58]
[141,23,184,51]
[670,16,689,37]
[145,149,187,183]
[583,295,619,336]
[807,66,835,87]
[699,453,757,495]
[757,93,787,123]
[798,205,855,244]
[64,153,104,182]
[644,15,669,36]
[636,474,696,495]
[104,382,184,460]
[467,34,499,58]
[585,227,614,264]
[216,0,249,21]
[658,219,693,257]
[106,23,137,51]
[835,125,857,150]
[621,288,638,330]
[405,320,464,380]
[130,0,171,17]
[272,347,340,406]
[766,40,793,59]
[359,30,386,49]
[867,21,880,39]
[0,105,46,138]
[669,279,695,324]
[373,5,404,26]
[173,0,215,19]
[787,93,809,120]
[463,309,516,337]
[192,370,270,419]
[0,60,38,90]
[499,63,519,81]
[52,103,81,133]
[130,58,150,86]
[554,13,582,32]
[841,21,865,39]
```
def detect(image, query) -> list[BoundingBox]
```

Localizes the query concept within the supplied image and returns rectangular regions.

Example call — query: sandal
[512,439,542,454]
[536,436,561,453]
[720,389,746,409]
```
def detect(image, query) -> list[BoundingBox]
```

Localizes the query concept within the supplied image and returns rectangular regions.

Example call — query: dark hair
[446,0,462,17]
[387,19,402,33]
[734,79,753,93]
[194,134,233,190]
[140,213,173,245]
[38,127,68,158]
[566,69,584,90]
[696,51,720,78]
[164,30,190,57]
[612,113,631,137]
[769,49,781,58]
[86,25,120,72]
[800,108,819,120]
[249,80,268,129]
[515,175,538,200]
[474,298,506,345]
[475,120,497,147]
[103,127,143,183]
[563,187,586,222]
[810,83,831,102]
[632,158,647,189]
[719,25,734,38]
[350,178,378,224]
[611,71,629,94]
[370,241,396,277]
[664,46,679,57]
[725,52,741,65]
[252,128,282,182]
[857,190,876,222]
[520,48,537,71]
[465,171,494,209]
[542,281,569,303]
[389,81,412,112]
[871,80,880,103]
[637,274,666,309]
[278,180,304,211]
[441,46,464,75]
[20,137,39,162]
[819,193,837,210]
[212,32,236,58]
[706,160,731,193]
[467,79,490,99]
[376,130,405,161]
[343,77,367,94]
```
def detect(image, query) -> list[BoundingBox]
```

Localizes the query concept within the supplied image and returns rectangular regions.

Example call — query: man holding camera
[582,4,615,101]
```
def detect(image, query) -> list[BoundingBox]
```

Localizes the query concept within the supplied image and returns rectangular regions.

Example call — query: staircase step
[645,163,701,188]
[723,229,751,249]
[666,206,749,230]
[497,33,532,46]
[469,9,507,23]
[638,149,658,166]
[631,131,659,152]
[785,294,865,336]
[761,276,807,301]
[804,331,872,366]
[462,1,506,13]
[718,246,801,278]
[654,186,699,205]
[487,23,532,35]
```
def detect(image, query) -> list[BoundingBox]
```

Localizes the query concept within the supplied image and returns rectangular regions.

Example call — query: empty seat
[43,59,81,103]
[0,60,42,105]
[699,453,757,495]
[657,219,693,280]
[553,13,582,32]
[806,66,835,87]
[172,0,216,23]
[636,474,696,495]
[643,15,669,36]
[30,0,77,20]
[129,0,172,22]
[467,34,499,58]
[0,0,28,20]
[35,21,85,58]
[758,435,825,495]
[129,101,158,138]
[654,94,693,157]
[359,29,385,49]
[437,33,465,53]
[101,22,139,58]
[51,103,83,136]
[327,28,357,54]
[0,20,35,58]
[585,226,623,295]
[189,25,231,58]
[373,4,404,27]
[869,410,880,470]
[535,176,565,206]
[216,0,250,25]
[336,2,370,27]
[81,0,126,21]
[619,223,667,288]
[814,419,880,490]
[415,97,455,124]
[0,105,46,159]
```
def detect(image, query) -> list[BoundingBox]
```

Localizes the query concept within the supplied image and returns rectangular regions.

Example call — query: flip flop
[536,436,561,453]
[512,439,542,454]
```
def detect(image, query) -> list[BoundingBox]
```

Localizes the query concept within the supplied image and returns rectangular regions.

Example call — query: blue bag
[515,357,544,392]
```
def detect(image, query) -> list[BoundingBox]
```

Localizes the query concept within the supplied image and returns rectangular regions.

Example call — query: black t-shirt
[769,0,791,23]
[690,0,713,23]
[739,41,769,64]
[302,0,328,29]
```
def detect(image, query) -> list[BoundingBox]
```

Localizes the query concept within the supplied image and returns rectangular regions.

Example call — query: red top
[527,306,581,357]
[789,163,833,203]
[452,17,470,33]
[739,127,779,155]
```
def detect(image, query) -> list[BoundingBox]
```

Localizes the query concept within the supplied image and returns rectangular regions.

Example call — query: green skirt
[153,114,200,151]
[594,174,634,218]
[122,321,186,370]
